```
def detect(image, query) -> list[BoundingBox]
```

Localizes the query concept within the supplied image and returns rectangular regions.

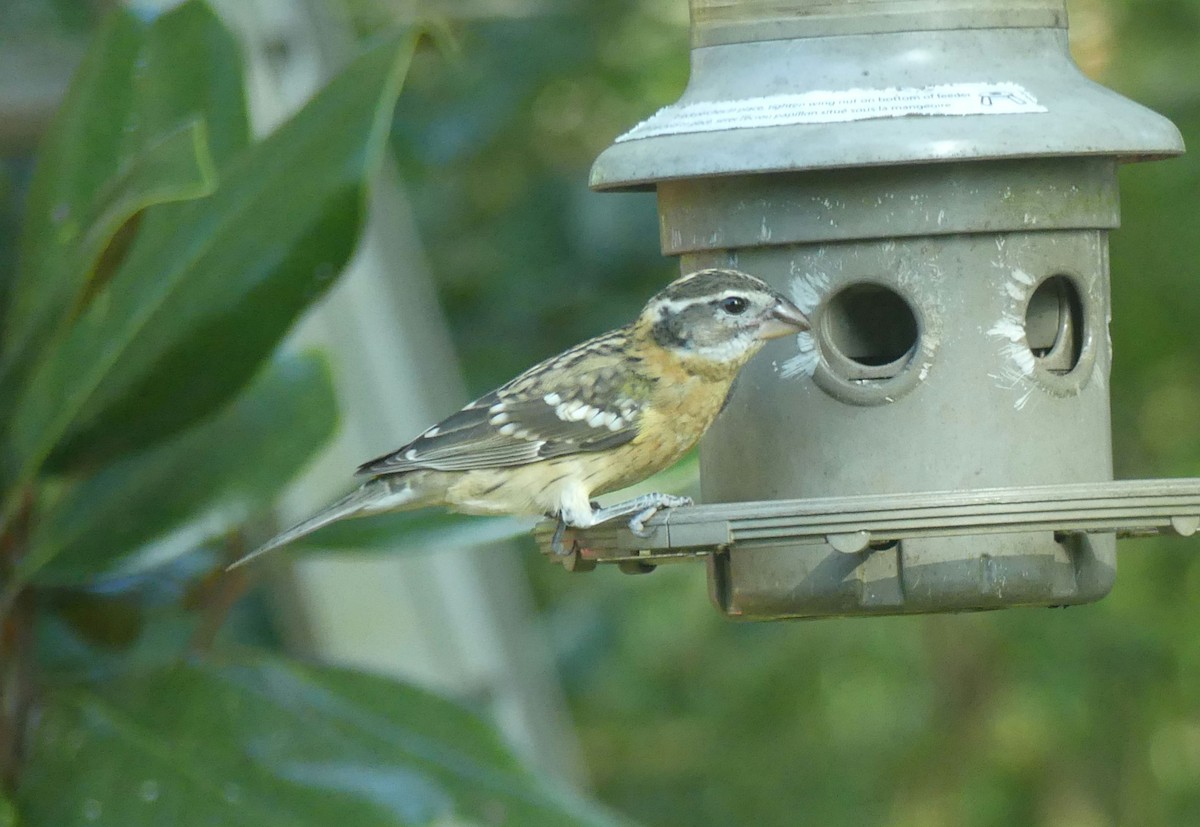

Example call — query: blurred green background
[399,2,1200,824]
[5,0,1200,824]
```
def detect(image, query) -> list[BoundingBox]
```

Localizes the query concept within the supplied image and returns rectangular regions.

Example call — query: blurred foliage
[19,653,620,826]
[0,163,27,326]
[369,0,1200,825]
[0,2,615,825]
[0,0,107,34]
[5,0,1199,825]
[387,0,688,390]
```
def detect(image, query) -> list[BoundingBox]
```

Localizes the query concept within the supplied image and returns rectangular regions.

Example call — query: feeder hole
[1025,275,1083,375]
[819,283,919,380]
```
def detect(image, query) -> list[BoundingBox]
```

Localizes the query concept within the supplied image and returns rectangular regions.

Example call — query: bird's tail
[228,476,421,569]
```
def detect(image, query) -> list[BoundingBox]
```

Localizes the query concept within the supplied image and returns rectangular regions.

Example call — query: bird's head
[635,269,810,373]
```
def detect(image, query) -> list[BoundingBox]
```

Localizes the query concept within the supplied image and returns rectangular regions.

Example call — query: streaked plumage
[231,268,808,567]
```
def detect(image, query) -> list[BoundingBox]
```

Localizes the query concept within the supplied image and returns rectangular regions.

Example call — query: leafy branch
[0,3,615,825]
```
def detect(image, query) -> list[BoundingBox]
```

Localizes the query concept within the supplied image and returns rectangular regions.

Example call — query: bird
[230,268,809,568]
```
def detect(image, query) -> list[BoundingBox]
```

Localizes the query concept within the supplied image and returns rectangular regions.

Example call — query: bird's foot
[628,495,693,537]
[590,493,693,538]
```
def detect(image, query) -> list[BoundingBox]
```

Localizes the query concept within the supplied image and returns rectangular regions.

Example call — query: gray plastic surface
[592,26,1183,190]
[535,479,1200,617]
[691,0,1068,45]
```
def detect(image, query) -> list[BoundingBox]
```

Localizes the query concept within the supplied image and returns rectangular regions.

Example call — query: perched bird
[231,268,808,567]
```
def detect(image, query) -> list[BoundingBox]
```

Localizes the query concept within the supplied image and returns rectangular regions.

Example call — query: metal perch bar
[535,479,1200,570]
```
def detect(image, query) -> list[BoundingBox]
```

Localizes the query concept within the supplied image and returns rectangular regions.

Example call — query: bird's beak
[756,297,810,340]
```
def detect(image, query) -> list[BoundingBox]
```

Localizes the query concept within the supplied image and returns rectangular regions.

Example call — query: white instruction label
[615,82,1046,142]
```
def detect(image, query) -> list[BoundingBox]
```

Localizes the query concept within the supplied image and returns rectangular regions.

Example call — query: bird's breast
[594,374,732,493]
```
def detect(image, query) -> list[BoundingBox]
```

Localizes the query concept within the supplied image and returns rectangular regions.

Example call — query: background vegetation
[2,0,1199,825]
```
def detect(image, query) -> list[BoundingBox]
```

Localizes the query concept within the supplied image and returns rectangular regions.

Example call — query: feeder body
[679,162,1118,616]
[591,0,1184,618]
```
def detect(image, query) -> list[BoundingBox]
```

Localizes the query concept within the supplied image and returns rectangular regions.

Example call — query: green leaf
[0,1,244,412]
[123,1,251,170]
[56,118,215,307]
[21,352,338,587]
[0,794,15,827]
[17,652,622,826]
[6,32,415,482]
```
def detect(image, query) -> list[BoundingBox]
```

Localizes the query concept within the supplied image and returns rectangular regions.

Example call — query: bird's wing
[357,328,651,476]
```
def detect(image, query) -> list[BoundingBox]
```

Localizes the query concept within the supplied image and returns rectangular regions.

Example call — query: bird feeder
[540,0,1198,620]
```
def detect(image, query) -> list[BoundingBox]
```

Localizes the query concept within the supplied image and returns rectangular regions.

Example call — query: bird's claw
[550,516,576,557]
[628,511,655,538]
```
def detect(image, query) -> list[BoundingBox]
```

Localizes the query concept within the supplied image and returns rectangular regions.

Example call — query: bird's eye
[721,296,749,315]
